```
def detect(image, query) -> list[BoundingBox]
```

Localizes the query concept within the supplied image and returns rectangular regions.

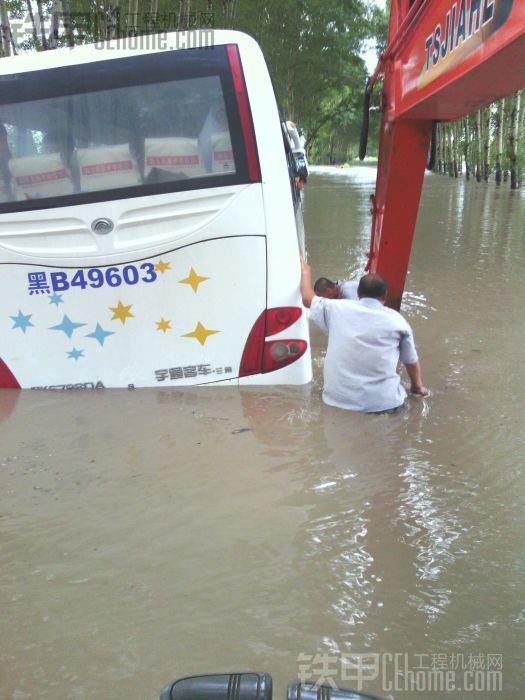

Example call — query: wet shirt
[310,296,419,412]
[337,279,359,300]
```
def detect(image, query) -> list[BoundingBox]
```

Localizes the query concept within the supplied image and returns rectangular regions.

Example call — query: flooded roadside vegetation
[1,168,524,698]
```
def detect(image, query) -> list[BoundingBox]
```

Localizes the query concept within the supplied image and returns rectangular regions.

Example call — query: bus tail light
[263,340,307,372]
[265,307,302,337]
[226,44,261,183]
[239,310,266,377]
[0,358,20,388]
[239,308,306,377]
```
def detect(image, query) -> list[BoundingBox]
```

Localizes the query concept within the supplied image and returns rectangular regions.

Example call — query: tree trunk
[509,91,521,189]
[328,131,335,165]
[456,119,463,177]
[453,121,460,177]
[108,0,120,39]
[475,110,482,182]
[0,0,11,56]
[287,54,294,121]
[255,0,264,36]
[451,123,457,177]
[495,99,504,185]
[447,124,454,177]
[60,0,75,47]
[129,0,139,32]
[229,0,238,27]
[463,118,470,181]
[440,123,447,174]
[436,124,442,173]
[35,0,48,49]
[47,0,62,49]
[503,98,509,181]
[26,0,39,46]
[482,107,490,182]
[179,0,192,28]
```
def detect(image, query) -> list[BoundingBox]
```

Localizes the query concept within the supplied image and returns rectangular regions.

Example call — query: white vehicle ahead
[0,31,311,389]
[285,120,309,177]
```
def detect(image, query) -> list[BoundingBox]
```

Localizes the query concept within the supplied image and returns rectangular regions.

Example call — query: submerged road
[1,167,524,698]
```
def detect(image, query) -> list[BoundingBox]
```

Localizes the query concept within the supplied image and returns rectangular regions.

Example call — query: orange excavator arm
[363,0,525,309]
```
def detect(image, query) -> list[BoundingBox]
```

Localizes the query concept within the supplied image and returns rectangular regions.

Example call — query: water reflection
[398,449,460,606]
[0,388,19,422]
[399,290,436,321]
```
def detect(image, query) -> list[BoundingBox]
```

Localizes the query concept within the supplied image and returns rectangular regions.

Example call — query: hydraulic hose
[359,79,372,160]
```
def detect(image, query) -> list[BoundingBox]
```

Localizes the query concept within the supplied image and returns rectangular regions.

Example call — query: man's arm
[300,257,315,308]
[404,361,428,396]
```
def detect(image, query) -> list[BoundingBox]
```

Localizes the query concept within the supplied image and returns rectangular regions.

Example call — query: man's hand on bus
[300,257,315,308]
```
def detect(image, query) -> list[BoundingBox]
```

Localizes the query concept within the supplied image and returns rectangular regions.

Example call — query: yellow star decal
[109,300,134,325]
[182,321,220,346]
[179,267,209,293]
[155,259,171,274]
[156,318,172,333]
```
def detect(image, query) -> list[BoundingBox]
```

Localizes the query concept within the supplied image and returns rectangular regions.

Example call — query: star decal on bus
[109,300,134,325]
[66,348,84,361]
[49,314,87,338]
[48,293,64,306]
[182,321,219,346]
[10,309,34,333]
[179,267,209,292]
[155,259,171,274]
[156,318,172,333]
[85,323,115,346]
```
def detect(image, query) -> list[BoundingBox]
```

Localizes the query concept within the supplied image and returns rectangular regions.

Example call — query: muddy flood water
[1,168,524,699]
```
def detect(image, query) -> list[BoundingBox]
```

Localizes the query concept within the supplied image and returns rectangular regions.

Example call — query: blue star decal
[66,348,84,361]
[85,323,115,346]
[49,314,87,338]
[49,293,64,307]
[10,309,34,333]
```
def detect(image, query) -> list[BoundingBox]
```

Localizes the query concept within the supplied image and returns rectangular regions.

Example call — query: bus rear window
[0,46,257,212]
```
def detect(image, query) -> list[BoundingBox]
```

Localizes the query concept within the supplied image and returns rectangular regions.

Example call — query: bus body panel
[1,236,266,388]
[0,184,264,264]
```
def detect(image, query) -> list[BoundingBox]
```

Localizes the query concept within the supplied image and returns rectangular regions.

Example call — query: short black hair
[314,277,337,294]
[357,273,388,299]
[296,166,308,183]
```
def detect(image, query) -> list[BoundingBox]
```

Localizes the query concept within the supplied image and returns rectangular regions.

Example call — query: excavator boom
[368,0,525,308]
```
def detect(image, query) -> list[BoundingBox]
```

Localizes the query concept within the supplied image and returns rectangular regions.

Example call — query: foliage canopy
[0,0,388,162]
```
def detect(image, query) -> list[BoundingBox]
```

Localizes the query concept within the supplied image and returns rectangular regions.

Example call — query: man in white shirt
[301,259,427,413]
[314,276,359,301]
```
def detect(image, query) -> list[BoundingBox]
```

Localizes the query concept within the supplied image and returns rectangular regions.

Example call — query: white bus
[0,31,311,389]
